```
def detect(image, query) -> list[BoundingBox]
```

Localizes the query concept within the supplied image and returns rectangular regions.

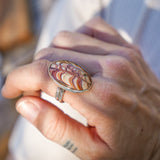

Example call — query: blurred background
[0,0,54,159]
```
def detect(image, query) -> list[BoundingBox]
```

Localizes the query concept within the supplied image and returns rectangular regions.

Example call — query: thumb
[16,96,108,159]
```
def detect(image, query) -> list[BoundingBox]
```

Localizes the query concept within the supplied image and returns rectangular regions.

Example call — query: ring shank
[55,87,65,103]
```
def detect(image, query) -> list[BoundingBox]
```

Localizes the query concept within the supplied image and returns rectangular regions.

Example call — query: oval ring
[48,60,92,102]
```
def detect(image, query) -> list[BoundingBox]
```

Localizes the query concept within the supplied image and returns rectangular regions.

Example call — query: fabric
[9,0,160,159]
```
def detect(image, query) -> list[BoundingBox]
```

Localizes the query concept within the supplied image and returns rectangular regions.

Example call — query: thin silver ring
[55,87,65,103]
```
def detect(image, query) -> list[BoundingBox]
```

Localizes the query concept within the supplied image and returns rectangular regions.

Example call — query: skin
[1,17,160,160]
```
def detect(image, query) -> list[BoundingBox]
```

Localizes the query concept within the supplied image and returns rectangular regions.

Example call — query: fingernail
[16,101,39,123]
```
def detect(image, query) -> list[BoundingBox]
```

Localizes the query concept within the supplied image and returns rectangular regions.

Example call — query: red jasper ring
[48,60,92,102]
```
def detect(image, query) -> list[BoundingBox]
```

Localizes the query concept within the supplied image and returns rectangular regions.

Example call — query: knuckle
[42,115,66,142]
[93,78,116,103]
[123,48,140,63]
[32,59,49,84]
[33,59,48,72]
[42,121,57,140]
[35,47,51,60]
[118,58,131,70]
[86,17,104,28]
[102,84,115,103]
[127,44,142,56]
[133,46,142,54]
[56,30,71,39]
[87,17,118,35]
[102,57,131,76]
[115,60,133,78]
[53,30,72,46]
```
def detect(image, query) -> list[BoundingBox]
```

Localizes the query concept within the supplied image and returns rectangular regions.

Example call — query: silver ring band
[55,87,65,103]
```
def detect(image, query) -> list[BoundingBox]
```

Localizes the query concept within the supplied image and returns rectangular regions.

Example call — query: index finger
[1,60,50,98]
[1,59,106,121]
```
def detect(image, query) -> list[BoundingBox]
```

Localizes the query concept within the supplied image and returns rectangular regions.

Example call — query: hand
[2,17,160,160]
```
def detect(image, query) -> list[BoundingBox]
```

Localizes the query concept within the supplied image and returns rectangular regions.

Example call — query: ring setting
[48,60,92,102]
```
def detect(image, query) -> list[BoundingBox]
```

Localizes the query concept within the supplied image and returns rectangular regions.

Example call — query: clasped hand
[2,17,160,160]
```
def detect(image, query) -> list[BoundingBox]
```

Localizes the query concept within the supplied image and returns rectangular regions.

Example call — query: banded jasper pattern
[48,60,92,92]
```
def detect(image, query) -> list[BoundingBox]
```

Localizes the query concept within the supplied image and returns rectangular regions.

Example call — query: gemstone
[48,60,92,92]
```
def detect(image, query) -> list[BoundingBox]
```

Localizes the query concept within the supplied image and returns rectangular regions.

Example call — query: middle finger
[35,47,102,76]
[51,31,124,55]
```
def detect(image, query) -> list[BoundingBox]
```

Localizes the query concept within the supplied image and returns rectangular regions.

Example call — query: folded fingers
[51,31,123,55]
[77,17,140,52]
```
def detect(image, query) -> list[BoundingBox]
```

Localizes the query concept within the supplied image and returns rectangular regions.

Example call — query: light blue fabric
[101,0,160,78]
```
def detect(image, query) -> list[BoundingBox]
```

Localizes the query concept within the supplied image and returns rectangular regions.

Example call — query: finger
[77,17,140,52]
[35,47,101,75]
[1,58,98,98]
[77,17,127,45]
[16,96,110,159]
[51,30,124,55]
